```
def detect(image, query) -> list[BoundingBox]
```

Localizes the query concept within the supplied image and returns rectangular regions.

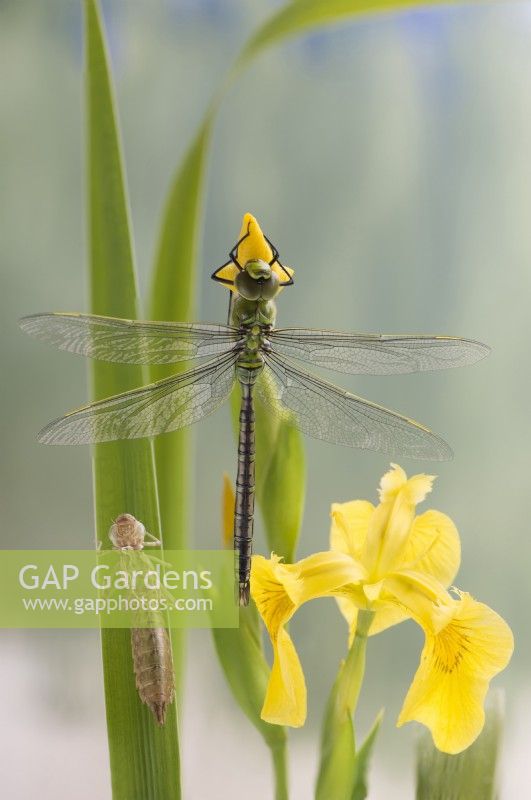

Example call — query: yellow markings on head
[211,212,294,293]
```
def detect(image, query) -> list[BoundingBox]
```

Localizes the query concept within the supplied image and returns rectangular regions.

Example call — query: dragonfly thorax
[236,326,271,376]
[230,293,277,328]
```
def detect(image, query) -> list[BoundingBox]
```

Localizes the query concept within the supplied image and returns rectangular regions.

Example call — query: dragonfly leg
[230,226,252,267]
[143,530,161,547]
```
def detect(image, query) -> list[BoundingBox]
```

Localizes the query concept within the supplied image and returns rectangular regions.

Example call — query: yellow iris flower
[212,212,294,291]
[250,464,513,754]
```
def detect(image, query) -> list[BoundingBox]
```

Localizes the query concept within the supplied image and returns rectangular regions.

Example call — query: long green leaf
[212,605,289,800]
[212,604,287,752]
[236,0,480,68]
[149,114,213,549]
[148,116,213,696]
[351,711,384,800]
[86,2,180,797]
[258,417,305,563]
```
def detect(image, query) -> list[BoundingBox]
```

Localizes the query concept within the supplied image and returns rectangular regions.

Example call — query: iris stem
[315,609,375,800]
[271,741,289,800]
[336,609,375,723]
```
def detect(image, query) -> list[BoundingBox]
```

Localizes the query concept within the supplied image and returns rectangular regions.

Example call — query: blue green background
[1,1,528,796]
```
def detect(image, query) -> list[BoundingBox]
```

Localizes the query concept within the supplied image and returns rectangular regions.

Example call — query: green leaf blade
[238,0,477,67]
[258,417,305,563]
[316,611,376,800]
[212,602,289,799]
[149,117,212,329]
[148,116,213,551]
[85,2,180,796]
[147,98,214,706]
[316,714,357,800]
[212,603,286,751]
[351,710,384,800]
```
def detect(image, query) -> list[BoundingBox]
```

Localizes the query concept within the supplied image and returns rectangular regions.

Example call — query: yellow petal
[296,551,366,603]
[212,213,294,293]
[378,463,434,505]
[250,555,299,638]
[378,463,408,500]
[238,213,294,289]
[365,465,436,578]
[211,213,273,294]
[251,551,365,728]
[397,593,514,753]
[251,551,365,634]
[236,213,273,266]
[368,598,410,636]
[330,498,411,637]
[384,569,454,634]
[340,567,450,642]
[212,261,239,292]
[397,509,460,587]
[261,627,307,727]
[330,500,374,561]
[250,556,305,725]
[336,585,411,643]
[273,263,295,287]
[363,580,384,603]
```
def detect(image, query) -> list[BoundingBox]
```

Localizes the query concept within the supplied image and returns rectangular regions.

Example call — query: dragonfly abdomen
[131,623,175,725]
[234,371,257,606]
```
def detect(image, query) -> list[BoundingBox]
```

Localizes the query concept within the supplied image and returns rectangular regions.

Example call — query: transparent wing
[38,353,238,445]
[20,312,240,364]
[269,328,489,375]
[258,353,452,461]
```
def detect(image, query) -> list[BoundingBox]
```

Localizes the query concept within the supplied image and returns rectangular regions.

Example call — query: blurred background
[1,0,530,797]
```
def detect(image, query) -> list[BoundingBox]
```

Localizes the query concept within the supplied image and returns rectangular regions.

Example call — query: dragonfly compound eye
[235,270,262,300]
[236,261,279,300]
[259,271,279,300]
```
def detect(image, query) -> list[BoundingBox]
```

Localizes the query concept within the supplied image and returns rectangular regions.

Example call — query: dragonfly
[20,213,489,605]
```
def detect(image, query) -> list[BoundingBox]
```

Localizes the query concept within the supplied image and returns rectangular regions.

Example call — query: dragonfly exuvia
[20,213,489,605]
[107,513,175,725]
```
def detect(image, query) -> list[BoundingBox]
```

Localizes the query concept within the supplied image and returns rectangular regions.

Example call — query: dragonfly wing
[20,312,240,364]
[269,328,489,375]
[258,353,452,461]
[38,353,238,445]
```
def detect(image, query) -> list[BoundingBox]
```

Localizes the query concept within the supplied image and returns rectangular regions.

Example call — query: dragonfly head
[236,259,280,301]
[245,258,271,280]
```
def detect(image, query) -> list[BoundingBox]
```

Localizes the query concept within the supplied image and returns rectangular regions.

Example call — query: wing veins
[269,328,489,375]
[20,312,241,365]
[38,351,238,444]
[262,352,451,460]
